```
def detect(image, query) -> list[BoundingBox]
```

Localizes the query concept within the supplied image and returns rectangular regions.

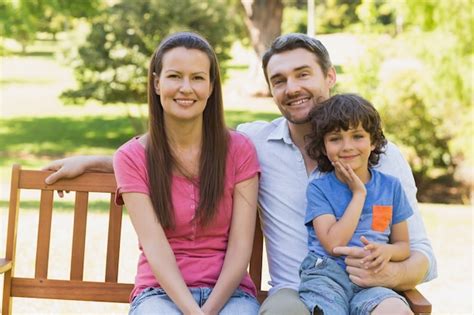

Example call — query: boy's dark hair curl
[306,93,387,173]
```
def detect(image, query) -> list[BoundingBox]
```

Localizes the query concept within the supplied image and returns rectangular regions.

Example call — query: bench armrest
[0,258,12,274]
[400,288,432,314]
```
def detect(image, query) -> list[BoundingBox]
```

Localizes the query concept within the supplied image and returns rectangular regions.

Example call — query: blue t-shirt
[305,169,414,269]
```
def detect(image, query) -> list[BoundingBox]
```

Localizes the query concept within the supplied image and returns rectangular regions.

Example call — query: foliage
[61,0,241,107]
[342,0,473,184]
[282,0,360,34]
[0,0,101,51]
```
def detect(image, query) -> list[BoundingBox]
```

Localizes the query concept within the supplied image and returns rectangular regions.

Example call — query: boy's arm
[388,220,410,261]
[314,191,365,254]
[361,221,410,272]
[43,155,113,184]
[315,161,367,254]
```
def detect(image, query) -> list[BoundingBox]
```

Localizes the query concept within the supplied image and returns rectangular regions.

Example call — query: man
[44,33,436,314]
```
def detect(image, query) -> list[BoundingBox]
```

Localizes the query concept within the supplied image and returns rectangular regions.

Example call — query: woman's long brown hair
[147,32,228,229]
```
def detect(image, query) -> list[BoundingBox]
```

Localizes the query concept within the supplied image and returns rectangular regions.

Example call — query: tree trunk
[240,0,283,96]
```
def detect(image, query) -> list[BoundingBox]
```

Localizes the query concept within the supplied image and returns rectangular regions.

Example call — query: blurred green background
[0,0,472,313]
[1,0,471,203]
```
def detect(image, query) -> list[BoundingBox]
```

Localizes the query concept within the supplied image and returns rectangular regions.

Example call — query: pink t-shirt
[113,131,260,301]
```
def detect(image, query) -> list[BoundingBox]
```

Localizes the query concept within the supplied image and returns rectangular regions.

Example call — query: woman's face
[154,47,213,124]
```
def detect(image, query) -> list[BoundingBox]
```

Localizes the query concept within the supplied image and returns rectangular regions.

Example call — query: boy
[299,94,413,314]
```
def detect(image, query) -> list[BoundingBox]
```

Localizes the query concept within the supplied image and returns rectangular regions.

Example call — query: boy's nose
[342,139,354,150]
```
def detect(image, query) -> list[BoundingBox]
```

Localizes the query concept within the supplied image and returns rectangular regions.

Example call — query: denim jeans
[298,252,408,315]
[129,287,260,314]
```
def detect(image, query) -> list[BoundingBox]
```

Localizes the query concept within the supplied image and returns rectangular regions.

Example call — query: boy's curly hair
[306,93,387,173]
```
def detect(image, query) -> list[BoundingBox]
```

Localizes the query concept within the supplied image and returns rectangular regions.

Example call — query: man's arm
[43,155,113,184]
[333,246,428,291]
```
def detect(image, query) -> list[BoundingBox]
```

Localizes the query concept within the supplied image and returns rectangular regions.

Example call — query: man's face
[266,48,336,124]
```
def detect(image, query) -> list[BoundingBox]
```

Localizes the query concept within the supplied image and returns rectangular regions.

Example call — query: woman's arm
[43,155,113,184]
[123,193,203,315]
[201,175,259,315]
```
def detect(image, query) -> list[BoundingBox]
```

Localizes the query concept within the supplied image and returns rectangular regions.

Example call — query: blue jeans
[129,287,260,314]
[298,252,408,315]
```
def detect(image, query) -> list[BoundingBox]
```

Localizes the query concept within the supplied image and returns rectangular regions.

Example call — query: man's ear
[153,72,160,95]
[326,66,337,88]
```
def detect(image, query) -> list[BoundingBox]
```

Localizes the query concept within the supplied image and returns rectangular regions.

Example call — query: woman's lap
[129,287,259,314]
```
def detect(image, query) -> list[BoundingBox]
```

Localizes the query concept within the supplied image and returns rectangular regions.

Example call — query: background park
[0,0,472,314]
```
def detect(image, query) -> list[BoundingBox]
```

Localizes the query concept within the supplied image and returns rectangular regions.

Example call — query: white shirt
[238,117,437,295]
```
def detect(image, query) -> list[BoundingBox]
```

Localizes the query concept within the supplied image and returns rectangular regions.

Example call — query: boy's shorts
[298,252,408,315]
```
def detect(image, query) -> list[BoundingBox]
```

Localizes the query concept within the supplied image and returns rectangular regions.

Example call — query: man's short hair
[262,33,332,85]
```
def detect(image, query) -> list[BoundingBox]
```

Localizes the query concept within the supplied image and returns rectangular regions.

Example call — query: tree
[343,0,473,189]
[61,0,240,114]
[239,0,284,95]
[0,0,101,52]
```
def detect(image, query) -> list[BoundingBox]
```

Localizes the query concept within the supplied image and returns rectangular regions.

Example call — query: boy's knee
[371,297,413,315]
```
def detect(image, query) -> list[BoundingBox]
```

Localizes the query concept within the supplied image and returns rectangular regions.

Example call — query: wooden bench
[1,165,432,314]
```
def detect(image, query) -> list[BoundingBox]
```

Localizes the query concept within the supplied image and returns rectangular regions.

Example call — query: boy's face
[266,48,336,125]
[323,124,375,179]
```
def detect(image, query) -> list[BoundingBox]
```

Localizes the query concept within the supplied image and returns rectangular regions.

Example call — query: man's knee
[259,288,309,315]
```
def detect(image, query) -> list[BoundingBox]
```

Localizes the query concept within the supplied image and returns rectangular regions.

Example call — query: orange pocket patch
[372,205,393,232]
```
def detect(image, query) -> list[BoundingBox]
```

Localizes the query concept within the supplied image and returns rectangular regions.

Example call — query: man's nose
[285,77,301,96]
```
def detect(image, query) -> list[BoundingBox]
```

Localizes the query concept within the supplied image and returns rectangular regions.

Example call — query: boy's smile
[324,124,375,182]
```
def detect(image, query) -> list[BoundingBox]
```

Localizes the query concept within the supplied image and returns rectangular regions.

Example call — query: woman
[114,32,260,314]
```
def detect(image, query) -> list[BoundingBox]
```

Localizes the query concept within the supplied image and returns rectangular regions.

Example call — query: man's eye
[272,79,284,86]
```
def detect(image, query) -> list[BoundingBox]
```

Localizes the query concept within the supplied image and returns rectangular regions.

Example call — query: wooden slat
[70,192,89,281]
[2,165,21,315]
[105,193,122,283]
[35,190,54,279]
[401,289,432,314]
[257,291,268,305]
[18,170,117,193]
[11,278,133,303]
[249,214,264,291]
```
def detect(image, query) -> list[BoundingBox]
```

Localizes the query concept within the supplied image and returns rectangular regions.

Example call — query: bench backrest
[2,165,267,314]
